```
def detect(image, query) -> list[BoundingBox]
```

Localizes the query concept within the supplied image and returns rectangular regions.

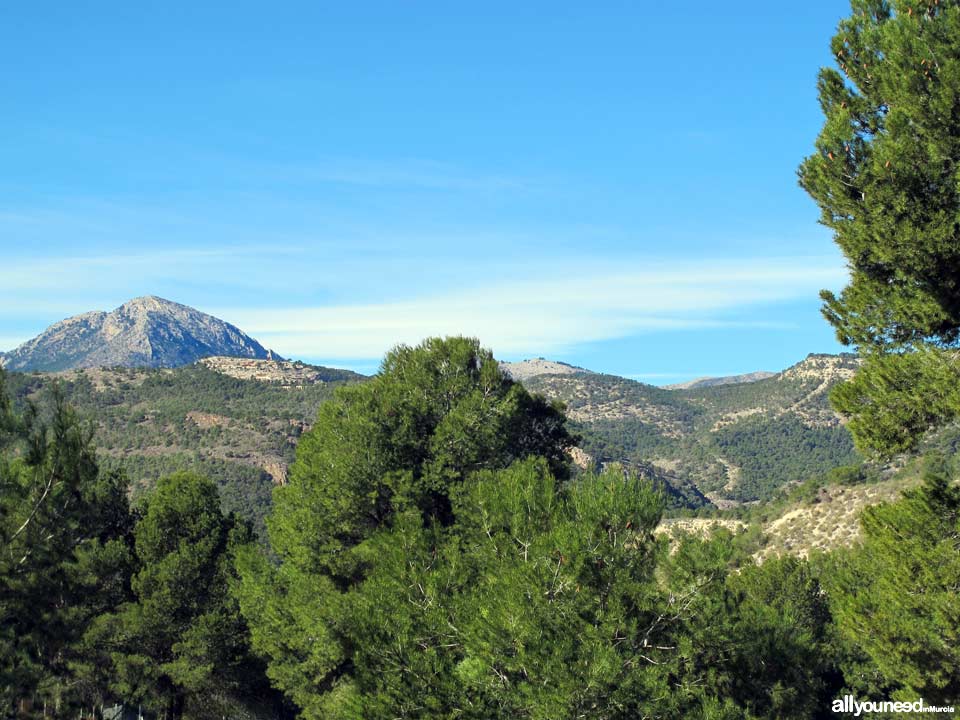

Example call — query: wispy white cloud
[0,238,846,363]
[219,257,847,360]
[0,248,247,293]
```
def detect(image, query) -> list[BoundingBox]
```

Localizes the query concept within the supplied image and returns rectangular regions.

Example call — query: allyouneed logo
[832,695,956,716]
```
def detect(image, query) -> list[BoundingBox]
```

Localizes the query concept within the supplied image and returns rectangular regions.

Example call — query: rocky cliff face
[1,296,277,371]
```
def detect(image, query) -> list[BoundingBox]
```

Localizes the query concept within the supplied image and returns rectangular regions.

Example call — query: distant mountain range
[0,297,893,558]
[502,359,777,391]
[0,296,278,372]
[664,371,777,390]
[3,297,789,392]
[0,297,863,504]
[518,353,863,507]
[2,295,934,560]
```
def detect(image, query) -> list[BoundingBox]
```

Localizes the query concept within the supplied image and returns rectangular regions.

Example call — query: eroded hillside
[522,353,863,506]
[6,360,363,533]
[7,352,870,536]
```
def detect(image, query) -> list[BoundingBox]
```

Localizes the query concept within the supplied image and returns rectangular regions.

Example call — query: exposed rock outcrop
[1,296,277,371]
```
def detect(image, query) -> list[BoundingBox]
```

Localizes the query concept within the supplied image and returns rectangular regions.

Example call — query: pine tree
[798,0,960,454]
[90,472,273,719]
[824,465,960,701]
[0,375,134,716]
[236,337,577,718]
[236,338,839,718]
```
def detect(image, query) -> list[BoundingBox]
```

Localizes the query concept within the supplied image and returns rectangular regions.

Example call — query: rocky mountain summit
[501,358,594,381]
[199,356,364,386]
[0,296,277,372]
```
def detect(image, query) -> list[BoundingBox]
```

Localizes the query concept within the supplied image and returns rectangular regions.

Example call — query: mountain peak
[665,371,777,390]
[501,358,594,382]
[121,294,181,309]
[1,298,279,372]
[780,352,860,381]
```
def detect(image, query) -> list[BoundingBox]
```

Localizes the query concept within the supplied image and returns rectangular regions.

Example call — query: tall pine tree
[798,0,960,455]
[89,472,274,719]
[0,374,134,717]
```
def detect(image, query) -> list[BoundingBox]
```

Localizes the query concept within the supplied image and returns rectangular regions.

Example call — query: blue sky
[1,1,852,381]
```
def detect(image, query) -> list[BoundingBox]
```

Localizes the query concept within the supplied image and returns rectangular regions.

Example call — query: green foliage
[714,416,860,501]
[5,362,360,533]
[830,348,960,456]
[440,461,667,719]
[240,337,590,717]
[90,472,274,719]
[102,453,276,538]
[824,466,960,702]
[238,339,855,718]
[799,0,960,453]
[668,548,843,719]
[0,374,134,716]
[266,337,573,583]
[577,416,677,461]
[245,454,846,719]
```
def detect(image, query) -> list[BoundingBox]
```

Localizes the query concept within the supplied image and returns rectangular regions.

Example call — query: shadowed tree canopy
[798,0,960,454]
[87,471,274,720]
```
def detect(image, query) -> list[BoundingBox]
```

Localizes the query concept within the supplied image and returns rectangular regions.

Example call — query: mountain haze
[0,296,277,372]
[665,370,777,390]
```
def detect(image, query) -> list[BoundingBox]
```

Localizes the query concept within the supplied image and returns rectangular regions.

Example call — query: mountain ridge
[519,353,863,506]
[1,296,279,372]
[2,350,873,537]
[665,371,777,390]
[501,358,594,381]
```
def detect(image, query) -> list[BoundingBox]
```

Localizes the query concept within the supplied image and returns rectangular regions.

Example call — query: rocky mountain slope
[5,359,363,533]
[198,356,335,386]
[0,296,278,371]
[501,358,593,381]
[4,347,881,545]
[521,353,863,506]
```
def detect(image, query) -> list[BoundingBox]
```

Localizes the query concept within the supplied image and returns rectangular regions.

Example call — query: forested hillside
[4,352,864,531]
[4,359,362,533]
[5,338,957,719]
[523,353,862,506]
